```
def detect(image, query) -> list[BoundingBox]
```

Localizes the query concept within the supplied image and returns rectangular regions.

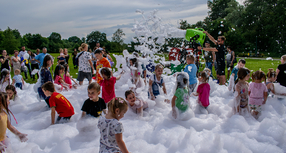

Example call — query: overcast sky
[0,0,245,43]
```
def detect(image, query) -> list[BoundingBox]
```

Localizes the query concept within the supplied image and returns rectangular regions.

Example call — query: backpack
[75,51,85,66]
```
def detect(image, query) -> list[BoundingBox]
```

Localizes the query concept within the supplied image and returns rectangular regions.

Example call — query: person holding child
[41,82,74,124]
[12,69,25,90]
[81,82,106,118]
[98,97,129,153]
[184,55,197,92]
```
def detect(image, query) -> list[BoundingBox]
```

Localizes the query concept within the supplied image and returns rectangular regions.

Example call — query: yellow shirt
[0,112,7,141]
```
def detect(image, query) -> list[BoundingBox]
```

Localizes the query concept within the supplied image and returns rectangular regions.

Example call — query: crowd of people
[0,32,286,152]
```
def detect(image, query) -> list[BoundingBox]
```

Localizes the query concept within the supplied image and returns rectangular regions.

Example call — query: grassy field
[15,52,281,84]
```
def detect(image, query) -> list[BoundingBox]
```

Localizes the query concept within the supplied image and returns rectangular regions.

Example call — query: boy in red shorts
[41,82,75,124]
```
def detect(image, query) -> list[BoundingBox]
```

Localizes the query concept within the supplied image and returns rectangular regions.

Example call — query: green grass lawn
[15,52,281,84]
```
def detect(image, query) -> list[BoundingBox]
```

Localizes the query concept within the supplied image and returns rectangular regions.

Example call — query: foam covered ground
[6,75,286,153]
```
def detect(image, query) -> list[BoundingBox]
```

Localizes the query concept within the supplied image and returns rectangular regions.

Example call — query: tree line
[0,28,127,54]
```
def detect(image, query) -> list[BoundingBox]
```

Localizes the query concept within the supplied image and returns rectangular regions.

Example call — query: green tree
[111,28,125,45]
[48,32,63,52]
[1,27,21,54]
[86,31,108,50]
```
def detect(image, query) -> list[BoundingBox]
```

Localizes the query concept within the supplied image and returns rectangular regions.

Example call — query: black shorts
[227,61,234,69]
[77,71,92,81]
[216,61,225,75]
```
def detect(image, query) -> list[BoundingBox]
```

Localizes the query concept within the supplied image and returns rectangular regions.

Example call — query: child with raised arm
[41,82,74,124]
[192,71,210,114]
[233,68,250,114]
[81,82,106,118]
[0,92,27,153]
[12,69,25,90]
[99,67,123,104]
[248,70,268,119]
[149,64,167,100]
[98,97,129,153]
[184,55,197,92]
[125,90,148,117]
[171,72,191,119]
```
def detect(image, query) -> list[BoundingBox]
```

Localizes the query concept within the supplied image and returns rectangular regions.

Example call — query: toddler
[12,69,25,90]
[149,64,167,100]
[266,68,286,96]
[171,72,191,119]
[63,64,78,89]
[81,82,106,118]
[184,55,197,92]
[248,70,268,118]
[192,71,210,114]
[233,68,250,114]
[125,90,148,117]
[99,67,123,103]
[54,65,70,90]
[98,97,129,153]
[129,57,144,90]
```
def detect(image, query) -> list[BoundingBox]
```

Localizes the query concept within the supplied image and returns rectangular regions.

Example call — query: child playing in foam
[129,57,144,90]
[98,97,129,153]
[171,72,192,119]
[192,71,210,114]
[63,64,78,89]
[249,70,268,119]
[99,67,123,103]
[12,69,25,90]
[0,92,27,152]
[5,85,18,101]
[54,65,71,90]
[41,82,75,124]
[184,55,197,92]
[0,69,11,92]
[125,90,148,117]
[81,82,106,118]
[228,59,246,92]
[233,68,250,115]
[148,64,167,100]
[266,68,286,97]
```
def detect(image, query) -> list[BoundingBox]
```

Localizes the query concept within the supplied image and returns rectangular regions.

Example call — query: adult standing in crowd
[64,48,70,64]
[36,48,40,55]
[226,46,235,80]
[0,50,11,71]
[19,46,31,79]
[200,31,227,85]
[77,43,94,85]
[72,48,78,69]
[276,55,286,87]
[94,42,102,51]
[11,50,21,74]
[28,50,40,80]
[203,41,215,76]
[35,47,49,68]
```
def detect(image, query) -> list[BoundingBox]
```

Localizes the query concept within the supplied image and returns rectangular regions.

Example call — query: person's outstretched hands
[0,141,6,152]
